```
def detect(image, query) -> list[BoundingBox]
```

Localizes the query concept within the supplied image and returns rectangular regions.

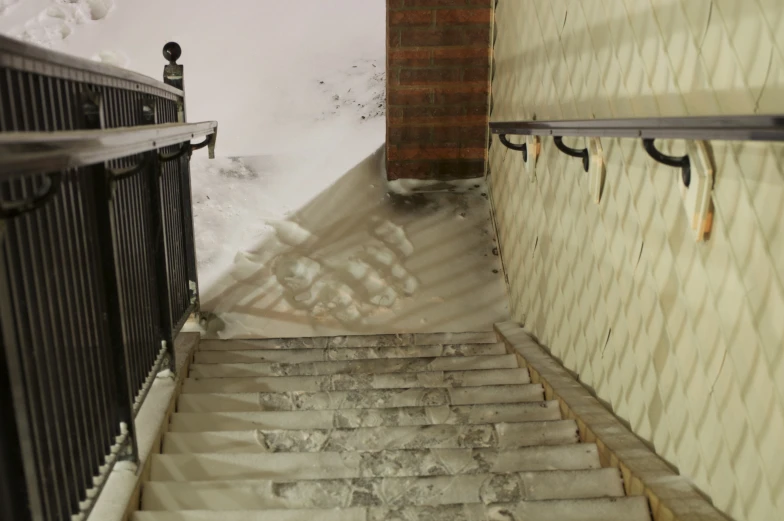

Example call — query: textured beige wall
[488,1,784,520]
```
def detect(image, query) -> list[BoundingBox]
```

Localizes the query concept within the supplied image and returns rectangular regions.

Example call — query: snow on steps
[150,445,603,481]
[136,334,650,521]
[161,420,579,454]
[167,402,562,432]
[193,342,507,364]
[132,498,651,521]
[177,384,549,412]
[182,368,530,394]
[188,354,518,378]
[197,332,499,351]
[141,468,625,510]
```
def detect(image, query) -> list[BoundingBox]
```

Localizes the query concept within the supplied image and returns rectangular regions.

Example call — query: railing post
[179,154,200,313]
[163,40,199,331]
[148,151,177,373]
[90,164,139,465]
[162,42,186,122]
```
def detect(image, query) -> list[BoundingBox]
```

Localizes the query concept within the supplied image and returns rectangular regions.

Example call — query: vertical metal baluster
[39,76,89,501]
[29,179,81,515]
[176,157,188,318]
[122,90,149,397]
[73,164,116,457]
[12,73,71,514]
[16,71,30,129]
[79,172,123,450]
[114,175,140,399]
[55,173,97,492]
[169,155,183,330]
[45,179,90,499]
[148,151,176,372]
[12,184,69,520]
[114,90,145,398]
[78,86,117,456]
[59,172,101,483]
[180,156,199,313]
[172,152,185,322]
[91,163,139,464]
[128,158,155,396]
[162,158,176,324]
[0,70,10,131]
[0,225,42,521]
[4,70,19,130]
[160,152,173,324]
[132,92,160,386]
[55,80,102,482]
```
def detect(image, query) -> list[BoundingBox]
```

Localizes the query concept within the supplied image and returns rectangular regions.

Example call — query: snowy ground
[1,0,509,337]
[198,149,509,338]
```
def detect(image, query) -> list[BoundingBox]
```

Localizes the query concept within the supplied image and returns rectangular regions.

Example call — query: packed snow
[1,0,508,339]
[198,147,508,338]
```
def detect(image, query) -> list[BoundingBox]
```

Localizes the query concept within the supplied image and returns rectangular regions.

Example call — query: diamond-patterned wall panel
[489,1,784,520]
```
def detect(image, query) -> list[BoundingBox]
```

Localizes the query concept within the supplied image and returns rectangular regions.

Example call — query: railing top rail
[0,35,184,100]
[490,114,784,142]
[0,121,217,177]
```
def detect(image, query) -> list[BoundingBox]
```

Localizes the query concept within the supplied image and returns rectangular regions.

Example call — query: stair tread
[150,445,602,481]
[189,354,517,378]
[169,402,562,432]
[194,343,507,364]
[177,384,547,412]
[182,368,530,394]
[198,332,499,352]
[133,497,651,520]
[162,420,578,454]
[139,333,651,521]
[141,468,625,510]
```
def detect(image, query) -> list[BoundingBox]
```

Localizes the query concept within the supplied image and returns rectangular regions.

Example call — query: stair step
[162,420,578,454]
[189,354,518,379]
[150,444,602,481]
[177,384,546,412]
[194,343,507,364]
[142,468,624,510]
[182,368,530,394]
[198,332,499,352]
[415,332,498,346]
[169,402,562,432]
[133,497,651,520]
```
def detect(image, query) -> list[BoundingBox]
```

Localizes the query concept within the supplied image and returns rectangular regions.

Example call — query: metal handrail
[0,121,218,177]
[0,34,183,100]
[489,115,769,242]
[490,114,784,141]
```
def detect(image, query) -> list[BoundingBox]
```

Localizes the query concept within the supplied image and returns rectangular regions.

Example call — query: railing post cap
[163,42,182,64]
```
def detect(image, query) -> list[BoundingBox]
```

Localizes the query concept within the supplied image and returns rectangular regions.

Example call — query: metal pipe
[490,114,784,142]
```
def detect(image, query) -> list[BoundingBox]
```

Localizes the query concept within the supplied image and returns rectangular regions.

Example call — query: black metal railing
[491,114,784,240]
[0,36,216,521]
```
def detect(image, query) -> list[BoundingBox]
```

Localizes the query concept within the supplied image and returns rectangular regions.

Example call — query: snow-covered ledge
[494,322,729,521]
[87,332,199,521]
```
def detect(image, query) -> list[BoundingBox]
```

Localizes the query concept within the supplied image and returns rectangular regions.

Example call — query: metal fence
[0,37,216,521]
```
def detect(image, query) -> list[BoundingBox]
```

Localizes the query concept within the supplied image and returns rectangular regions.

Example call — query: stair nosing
[166,401,563,431]
[131,497,651,520]
[187,354,519,378]
[182,368,531,392]
[193,342,508,363]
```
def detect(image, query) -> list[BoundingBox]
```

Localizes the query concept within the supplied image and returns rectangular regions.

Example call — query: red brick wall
[386,0,493,181]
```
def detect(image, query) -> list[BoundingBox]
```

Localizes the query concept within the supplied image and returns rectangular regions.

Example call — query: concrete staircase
[133,333,652,521]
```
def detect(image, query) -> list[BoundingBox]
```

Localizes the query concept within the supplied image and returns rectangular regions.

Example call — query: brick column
[386,0,493,181]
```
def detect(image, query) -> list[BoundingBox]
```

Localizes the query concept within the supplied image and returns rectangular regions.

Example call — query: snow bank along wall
[386,0,492,181]
[489,1,784,521]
